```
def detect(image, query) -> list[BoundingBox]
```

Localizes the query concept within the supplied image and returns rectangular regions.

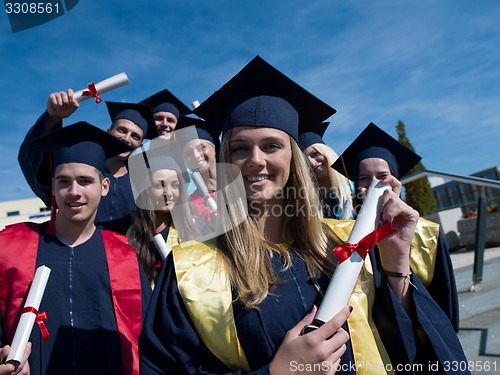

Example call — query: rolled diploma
[153,234,172,261]
[73,72,129,103]
[192,171,217,214]
[315,180,390,324]
[7,265,51,364]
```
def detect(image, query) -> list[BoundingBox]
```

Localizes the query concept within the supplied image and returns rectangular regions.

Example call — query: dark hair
[128,172,198,283]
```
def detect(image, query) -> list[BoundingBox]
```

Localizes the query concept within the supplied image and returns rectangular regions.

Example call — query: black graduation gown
[321,193,343,219]
[17,111,58,207]
[18,112,136,235]
[0,224,152,374]
[139,247,469,375]
[95,170,137,235]
[368,230,460,333]
[423,232,460,332]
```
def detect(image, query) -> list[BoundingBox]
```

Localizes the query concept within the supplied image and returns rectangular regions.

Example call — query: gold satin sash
[324,218,439,374]
[173,218,438,373]
[324,219,393,374]
[172,241,250,372]
[166,225,179,249]
[149,226,180,290]
[408,217,439,288]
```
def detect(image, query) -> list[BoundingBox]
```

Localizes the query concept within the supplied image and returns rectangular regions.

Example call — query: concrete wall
[457,212,500,249]
[425,207,464,250]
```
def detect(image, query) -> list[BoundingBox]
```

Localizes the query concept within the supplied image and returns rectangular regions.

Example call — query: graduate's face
[154,111,178,139]
[183,139,216,172]
[148,169,180,211]
[229,127,292,206]
[357,158,392,199]
[304,145,328,180]
[53,163,109,224]
[108,119,143,158]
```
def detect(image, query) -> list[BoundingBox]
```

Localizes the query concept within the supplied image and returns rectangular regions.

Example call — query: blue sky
[1,0,499,202]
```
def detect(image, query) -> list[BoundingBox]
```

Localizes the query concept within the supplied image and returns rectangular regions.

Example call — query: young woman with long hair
[299,123,355,220]
[139,56,469,375]
[127,139,199,285]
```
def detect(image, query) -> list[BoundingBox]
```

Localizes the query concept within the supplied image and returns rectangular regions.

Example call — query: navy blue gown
[95,170,137,235]
[0,223,152,374]
[139,246,469,375]
[422,232,460,332]
[18,112,136,235]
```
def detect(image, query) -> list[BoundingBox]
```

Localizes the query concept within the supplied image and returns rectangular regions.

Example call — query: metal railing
[401,169,500,290]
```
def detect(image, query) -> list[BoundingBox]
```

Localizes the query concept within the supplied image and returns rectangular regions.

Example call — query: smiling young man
[98,101,157,234]
[140,89,191,140]
[2,122,151,375]
[18,89,157,234]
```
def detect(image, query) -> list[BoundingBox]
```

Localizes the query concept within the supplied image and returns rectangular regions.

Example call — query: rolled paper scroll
[7,265,51,365]
[73,72,129,103]
[304,180,391,332]
[152,233,172,261]
[192,171,217,215]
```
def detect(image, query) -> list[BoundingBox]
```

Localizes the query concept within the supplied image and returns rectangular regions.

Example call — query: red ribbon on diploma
[333,222,399,264]
[203,191,215,202]
[21,306,50,342]
[82,82,103,103]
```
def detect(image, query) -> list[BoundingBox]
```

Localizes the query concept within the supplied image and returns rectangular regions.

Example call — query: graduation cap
[106,101,157,140]
[29,121,134,174]
[140,89,191,119]
[298,122,330,150]
[176,115,221,152]
[128,138,190,197]
[331,122,422,181]
[192,55,336,142]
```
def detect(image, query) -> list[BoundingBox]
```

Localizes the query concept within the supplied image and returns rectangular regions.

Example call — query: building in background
[432,166,500,214]
[0,197,49,230]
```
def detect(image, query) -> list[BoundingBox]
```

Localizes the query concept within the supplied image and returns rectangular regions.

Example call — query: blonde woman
[299,123,354,219]
[139,57,469,375]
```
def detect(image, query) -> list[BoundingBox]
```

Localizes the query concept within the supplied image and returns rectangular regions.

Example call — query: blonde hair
[218,129,338,309]
[310,143,353,204]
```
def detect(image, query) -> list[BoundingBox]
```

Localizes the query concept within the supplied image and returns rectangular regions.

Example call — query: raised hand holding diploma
[72,72,129,103]
[304,180,397,332]
[6,265,51,366]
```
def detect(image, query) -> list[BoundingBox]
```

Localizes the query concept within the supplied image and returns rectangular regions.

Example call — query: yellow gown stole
[324,218,439,375]
[172,218,439,373]
[172,241,250,371]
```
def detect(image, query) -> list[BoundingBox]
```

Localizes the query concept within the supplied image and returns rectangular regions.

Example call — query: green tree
[396,120,437,216]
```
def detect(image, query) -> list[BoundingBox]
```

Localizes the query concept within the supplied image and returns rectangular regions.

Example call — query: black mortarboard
[331,122,422,181]
[192,55,336,142]
[298,122,330,150]
[106,101,157,140]
[128,138,190,205]
[140,89,191,119]
[176,115,221,152]
[29,121,133,174]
